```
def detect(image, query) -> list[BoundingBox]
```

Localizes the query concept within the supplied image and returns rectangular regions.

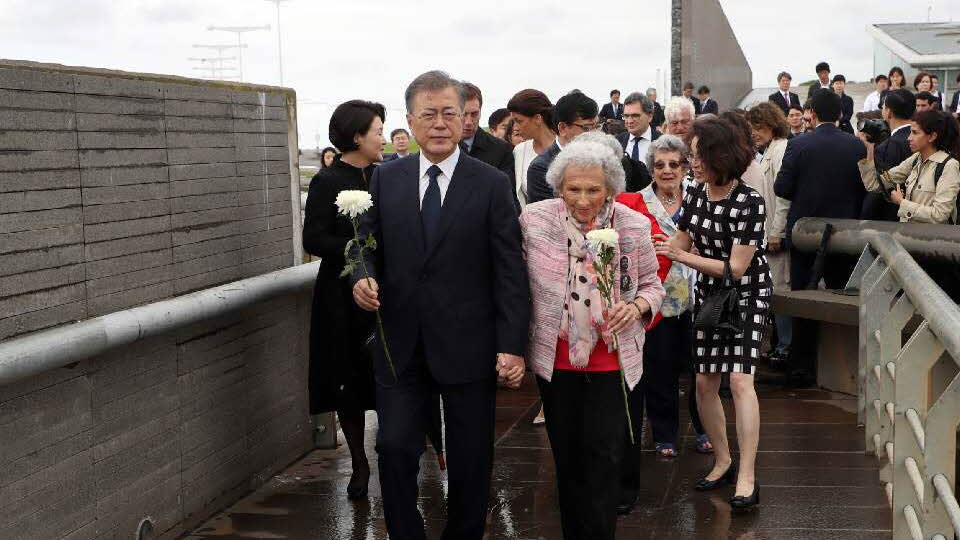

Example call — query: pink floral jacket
[520,199,665,390]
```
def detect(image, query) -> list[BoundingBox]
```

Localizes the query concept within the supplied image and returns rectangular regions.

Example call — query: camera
[860,118,890,144]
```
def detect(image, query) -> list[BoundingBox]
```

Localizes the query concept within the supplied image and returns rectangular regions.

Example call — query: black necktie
[631,137,640,161]
[459,141,469,154]
[421,165,442,247]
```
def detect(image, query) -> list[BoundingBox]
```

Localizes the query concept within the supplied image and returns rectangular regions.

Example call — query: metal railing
[858,230,960,540]
[0,261,321,386]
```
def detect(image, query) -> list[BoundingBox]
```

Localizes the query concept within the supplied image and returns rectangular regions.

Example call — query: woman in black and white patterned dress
[655,116,770,511]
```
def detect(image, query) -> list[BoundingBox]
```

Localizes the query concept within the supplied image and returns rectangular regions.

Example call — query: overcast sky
[1,0,957,148]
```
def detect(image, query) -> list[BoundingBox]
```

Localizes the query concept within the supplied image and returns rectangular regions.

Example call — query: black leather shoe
[694,463,737,491]
[346,465,370,500]
[730,482,760,511]
[617,491,638,515]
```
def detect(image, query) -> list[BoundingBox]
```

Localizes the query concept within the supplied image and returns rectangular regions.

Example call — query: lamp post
[206,25,270,82]
[264,0,290,87]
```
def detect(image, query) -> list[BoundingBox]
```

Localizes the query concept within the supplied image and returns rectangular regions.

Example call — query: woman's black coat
[302,157,377,414]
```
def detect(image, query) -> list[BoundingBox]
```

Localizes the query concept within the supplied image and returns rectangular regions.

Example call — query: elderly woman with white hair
[521,138,665,540]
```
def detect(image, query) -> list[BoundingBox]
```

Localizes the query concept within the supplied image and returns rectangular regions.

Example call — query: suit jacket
[699,98,719,115]
[520,199,664,390]
[651,101,665,129]
[689,95,702,115]
[615,128,662,151]
[383,152,409,162]
[768,91,801,115]
[950,91,960,114]
[353,153,530,384]
[838,94,854,134]
[464,128,518,208]
[615,129,660,192]
[526,142,562,204]
[774,123,867,243]
[600,102,624,121]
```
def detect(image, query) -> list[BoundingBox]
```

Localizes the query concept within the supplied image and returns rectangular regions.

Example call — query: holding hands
[497,354,525,389]
[653,232,684,262]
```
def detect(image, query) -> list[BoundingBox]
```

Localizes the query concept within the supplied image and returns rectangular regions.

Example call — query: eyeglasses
[653,160,684,170]
[571,121,598,132]
[415,110,462,124]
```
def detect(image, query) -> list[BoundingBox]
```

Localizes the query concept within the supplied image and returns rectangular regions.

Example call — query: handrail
[857,230,960,540]
[0,261,321,386]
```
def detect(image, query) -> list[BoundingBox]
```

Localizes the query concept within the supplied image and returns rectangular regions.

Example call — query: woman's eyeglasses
[654,160,685,170]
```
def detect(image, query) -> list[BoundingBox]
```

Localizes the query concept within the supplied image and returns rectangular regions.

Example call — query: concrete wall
[0,61,312,539]
[671,0,753,110]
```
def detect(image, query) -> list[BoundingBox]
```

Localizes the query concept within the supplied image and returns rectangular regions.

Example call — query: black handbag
[694,261,742,335]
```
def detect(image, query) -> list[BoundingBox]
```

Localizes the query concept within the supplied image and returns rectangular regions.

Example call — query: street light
[264,0,290,87]
[206,25,270,82]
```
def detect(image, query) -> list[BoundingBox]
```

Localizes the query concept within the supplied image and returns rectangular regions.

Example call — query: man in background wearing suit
[697,86,718,115]
[616,91,659,192]
[950,73,960,116]
[647,88,665,129]
[806,61,832,99]
[600,89,624,122]
[682,82,701,114]
[352,70,529,540]
[774,89,866,387]
[769,71,801,115]
[461,82,517,206]
[526,91,599,203]
[383,128,412,162]
[858,88,915,220]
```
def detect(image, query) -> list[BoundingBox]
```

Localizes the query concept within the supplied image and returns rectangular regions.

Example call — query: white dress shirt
[863,91,881,113]
[418,146,460,208]
[780,91,791,104]
[627,126,653,162]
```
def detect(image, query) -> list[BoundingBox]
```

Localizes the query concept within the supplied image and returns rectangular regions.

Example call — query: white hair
[646,134,688,171]
[572,131,625,161]
[664,96,696,121]
[545,139,626,197]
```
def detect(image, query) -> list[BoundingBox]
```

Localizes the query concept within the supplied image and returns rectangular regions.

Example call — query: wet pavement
[185,374,890,539]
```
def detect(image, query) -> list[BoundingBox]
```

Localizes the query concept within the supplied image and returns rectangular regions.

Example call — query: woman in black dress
[303,100,385,500]
[655,116,770,511]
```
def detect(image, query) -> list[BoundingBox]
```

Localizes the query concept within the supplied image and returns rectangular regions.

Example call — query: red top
[554,338,620,372]
[614,192,671,330]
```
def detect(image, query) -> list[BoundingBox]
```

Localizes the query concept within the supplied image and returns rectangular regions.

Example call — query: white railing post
[862,265,897,459]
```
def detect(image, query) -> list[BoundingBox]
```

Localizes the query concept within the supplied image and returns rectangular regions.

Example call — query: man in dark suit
[460,82,518,208]
[697,85,719,115]
[526,91,599,203]
[647,88,665,129]
[806,61,832,99]
[352,71,529,540]
[832,75,855,134]
[774,88,866,387]
[616,91,660,192]
[950,73,960,115]
[859,88,915,220]
[682,82,701,115]
[383,128,412,162]
[599,89,624,122]
[769,71,801,115]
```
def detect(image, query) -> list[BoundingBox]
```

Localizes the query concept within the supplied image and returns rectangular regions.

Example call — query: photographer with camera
[859,88,916,220]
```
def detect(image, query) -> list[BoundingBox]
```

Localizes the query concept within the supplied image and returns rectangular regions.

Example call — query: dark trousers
[538,370,626,540]
[789,250,856,374]
[375,348,496,540]
[621,313,704,500]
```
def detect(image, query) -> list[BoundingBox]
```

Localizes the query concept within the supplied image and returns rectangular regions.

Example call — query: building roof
[868,23,960,67]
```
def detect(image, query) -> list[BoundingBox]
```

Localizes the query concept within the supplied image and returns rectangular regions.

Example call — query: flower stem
[606,287,635,445]
[352,220,397,383]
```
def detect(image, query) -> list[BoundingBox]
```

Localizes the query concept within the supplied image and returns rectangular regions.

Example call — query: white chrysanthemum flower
[585,228,619,250]
[335,190,373,219]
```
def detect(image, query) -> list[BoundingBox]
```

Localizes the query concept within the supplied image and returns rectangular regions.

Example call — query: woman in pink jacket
[520,137,665,540]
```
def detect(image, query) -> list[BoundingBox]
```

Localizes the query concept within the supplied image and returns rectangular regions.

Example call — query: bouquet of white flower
[336,190,396,382]
[585,228,636,444]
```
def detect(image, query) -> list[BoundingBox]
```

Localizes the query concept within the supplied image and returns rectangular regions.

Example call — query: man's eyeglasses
[416,110,462,123]
[571,121,598,132]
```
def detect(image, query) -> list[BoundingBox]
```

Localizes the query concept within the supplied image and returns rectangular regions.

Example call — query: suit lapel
[424,156,477,260]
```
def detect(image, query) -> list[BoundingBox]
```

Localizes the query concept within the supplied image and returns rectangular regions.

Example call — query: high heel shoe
[694,462,737,491]
[346,463,370,500]
[730,482,760,511]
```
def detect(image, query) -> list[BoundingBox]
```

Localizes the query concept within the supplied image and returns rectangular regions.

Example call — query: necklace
[658,193,678,206]
[708,180,737,202]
